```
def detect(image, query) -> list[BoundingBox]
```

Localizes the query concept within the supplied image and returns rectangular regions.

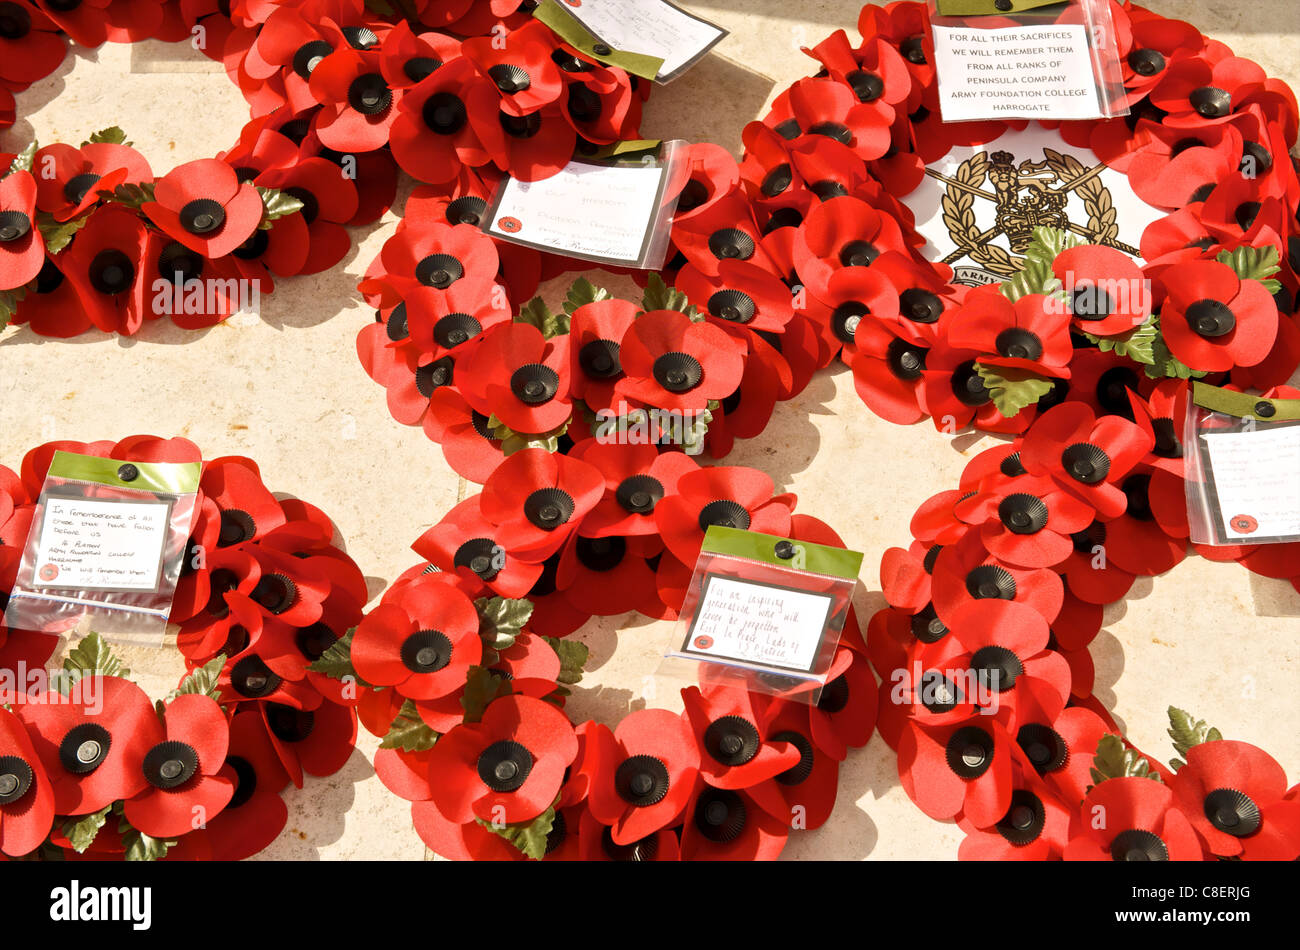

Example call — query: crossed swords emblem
[925,159,1140,267]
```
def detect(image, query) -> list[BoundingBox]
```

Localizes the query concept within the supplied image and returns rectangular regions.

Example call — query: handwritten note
[682,575,833,673]
[32,496,170,591]
[1200,426,1300,542]
[559,0,725,81]
[486,159,667,266]
[932,25,1103,120]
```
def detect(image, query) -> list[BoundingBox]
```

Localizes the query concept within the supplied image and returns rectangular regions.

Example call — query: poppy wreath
[0,435,368,860]
[347,0,1300,861]
[0,0,647,335]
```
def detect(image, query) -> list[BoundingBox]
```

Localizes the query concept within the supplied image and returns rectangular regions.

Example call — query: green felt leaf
[974,363,1056,418]
[83,127,130,146]
[641,271,700,318]
[1087,734,1163,791]
[380,698,440,752]
[1025,225,1083,265]
[515,296,571,339]
[306,627,370,686]
[540,636,589,686]
[8,140,36,175]
[1000,258,1058,303]
[256,186,305,229]
[36,210,91,255]
[500,433,560,456]
[476,805,555,861]
[62,633,130,691]
[1166,706,1223,771]
[476,596,534,651]
[1216,244,1281,290]
[120,826,174,862]
[0,287,26,332]
[99,181,155,210]
[461,666,509,723]
[1083,319,1158,366]
[1145,324,1209,381]
[562,277,611,315]
[168,653,225,704]
[61,805,112,854]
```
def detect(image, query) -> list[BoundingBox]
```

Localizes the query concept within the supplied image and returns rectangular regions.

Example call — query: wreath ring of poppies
[0,435,369,860]
[344,0,1300,861]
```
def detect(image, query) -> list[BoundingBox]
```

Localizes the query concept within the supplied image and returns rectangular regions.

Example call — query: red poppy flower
[1064,775,1204,860]
[948,598,1072,722]
[582,709,699,844]
[671,191,775,276]
[400,277,511,361]
[654,466,793,565]
[678,785,788,860]
[253,154,359,275]
[806,647,877,761]
[456,322,572,434]
[412,495,544,598]
[389,57,497,184]
[930,532,1064,628]
[303,46,401,153]
[363,220,499,309]
[791,195,908,300]
[423,388,507,483]
[424,694,577,825]
[1126,380,1189,477]
[462,19,563,118]
[8,257,90,337]
[0,706,54,857]
[1148,56,1267,127]
[15,674,159,815]
[703,327,793,457]
[1158,259,1278,370]
[918,339,1035,435]
[782,77,892,162]
[141,158,262,259]
[59,204,153,335]
[566,438,697,539]
[1018,402,1154,519]
[675,260,794,334]
[259,698,355,787]
[1118,10,1204,103]
[1101,473,1187,576]
[957,770,1072,860]
[1059,518,1136,605]
[614,308,745,414]
[1051,245,1152,336]
[947,289,1073,380]
[1171,739,1300,860]
[955,471,1095,569]
[848,313,938,425]
[899,714,1014,827]
[566,297,637,411]
[198,709,291,861]
[478,448,604,562]
[376,17,461,91]
[123,694,233,839]
[32,141,152,222]
[352,575,481,701]
[0,169,42,288]
[681,685,801,791]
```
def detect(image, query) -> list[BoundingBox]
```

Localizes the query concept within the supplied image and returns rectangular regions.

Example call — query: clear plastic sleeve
[480,139,685,272]
[927,0,1128,122]
[2,451,200,647]
[1183,382,1300,546]
[657,526,863,705]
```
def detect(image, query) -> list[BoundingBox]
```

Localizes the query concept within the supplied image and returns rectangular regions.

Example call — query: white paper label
[932,24,1103,120]
[486,159,666,266]
[32,497,171,591]
[557,0,725,81]
[1200,426,1300,542]
[903,128,1164,287]
[682,575,834,673]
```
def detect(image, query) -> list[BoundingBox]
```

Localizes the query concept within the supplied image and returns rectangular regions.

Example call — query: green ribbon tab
[935,0,1069,15]
[47,451,201,494]
[1192,382,1300,423]
[701,526,864,580]
[534,0,666,81]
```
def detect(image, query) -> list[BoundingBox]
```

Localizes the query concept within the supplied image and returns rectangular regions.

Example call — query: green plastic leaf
[476,804,555,861]
[974,363,1057,418]
[1024,225,1083,264]
[61,805,112,854]
[306,627,370,687]
[0,286,26,332]
[380,698,440,752]
[476,596,534,651]
[515,296,571,339]
[99,181,156,210]
[1145,325,1209,381]
[62,633,130,691]
[8,140,36,175]
[461,666,509,723]
[540,636,589,686]
[256,186,305,229]
[1083,318,1157,366]
[120,826,174,862]
[1216,245,1281,293]
[641,271,700,318]
[562,277,611,315]
[1165,706,1223,771]
[1000,258,1058,303]
[83,127,130,147]
[1087,734,1163,791]
[36,210,91,255]
[168,652,226,704]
